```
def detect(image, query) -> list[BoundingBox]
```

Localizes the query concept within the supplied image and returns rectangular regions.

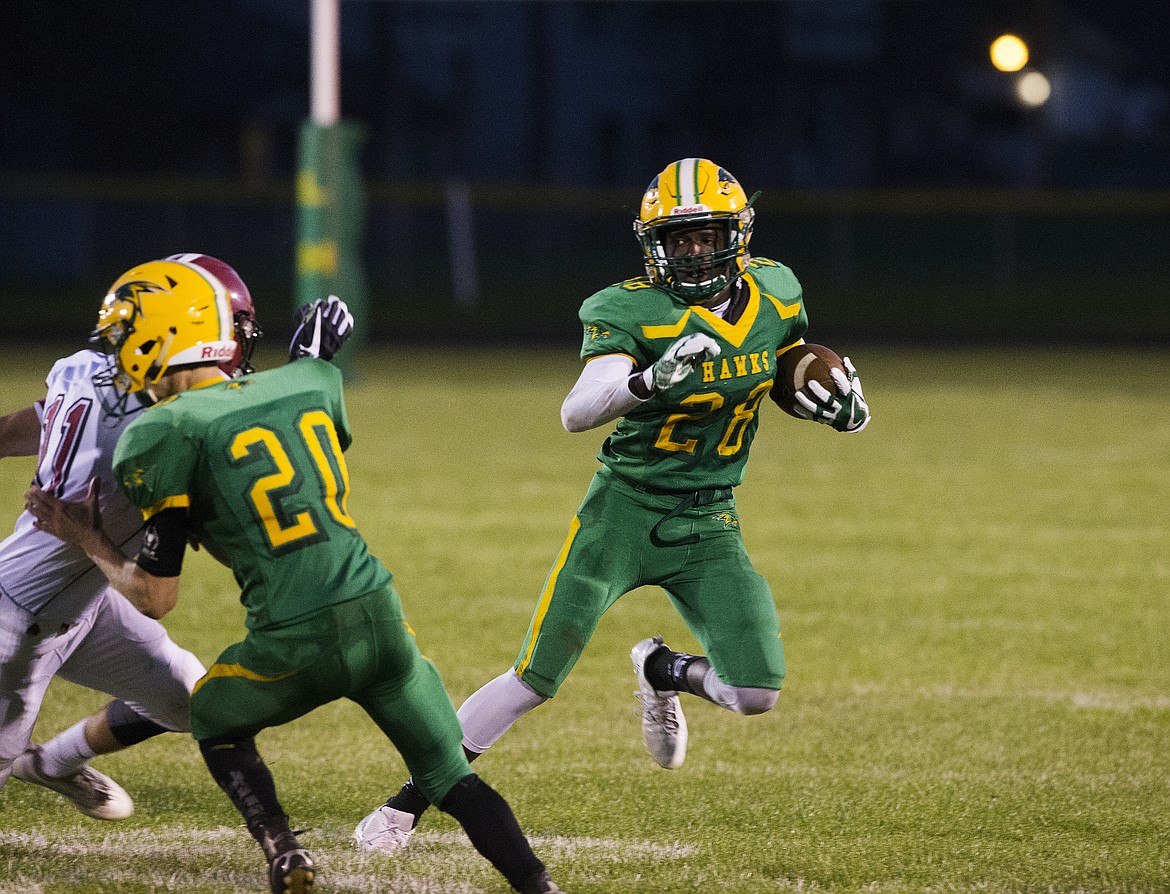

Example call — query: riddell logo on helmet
[671,205,710,215]
[200,345,236,360]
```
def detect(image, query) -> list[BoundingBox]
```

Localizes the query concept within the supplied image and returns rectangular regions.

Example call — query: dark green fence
[2,176,1166,344]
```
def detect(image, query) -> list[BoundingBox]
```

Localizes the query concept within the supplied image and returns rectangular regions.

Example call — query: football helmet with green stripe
[165,253,261,376]
[634,158,756,304]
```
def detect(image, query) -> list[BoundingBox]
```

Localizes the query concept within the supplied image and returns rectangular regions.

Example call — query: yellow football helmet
[634,158,756,304]
[92,259,237,410]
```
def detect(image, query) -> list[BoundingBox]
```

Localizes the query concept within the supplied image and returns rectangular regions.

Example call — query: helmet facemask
[232,310,262,376]
[640,214,754,304]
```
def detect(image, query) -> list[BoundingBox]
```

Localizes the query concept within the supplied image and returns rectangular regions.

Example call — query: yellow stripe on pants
[516,515,581,676]
[192,662,296,695]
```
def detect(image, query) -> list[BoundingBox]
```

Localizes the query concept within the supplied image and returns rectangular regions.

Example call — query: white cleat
[631,636,688,769]
[12,745,134,820]
[353,805,415,854]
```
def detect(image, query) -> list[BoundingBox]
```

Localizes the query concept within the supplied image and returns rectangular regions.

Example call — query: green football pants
[190,586,471,805]
[513,466,785,698]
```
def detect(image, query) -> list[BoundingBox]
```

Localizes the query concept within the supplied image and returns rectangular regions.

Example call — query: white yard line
[0,825,699,893]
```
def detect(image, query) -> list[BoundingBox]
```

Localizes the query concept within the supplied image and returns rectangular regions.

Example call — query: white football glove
[647,333,721,392]
[289,295,354,362]
[793,356,870,433]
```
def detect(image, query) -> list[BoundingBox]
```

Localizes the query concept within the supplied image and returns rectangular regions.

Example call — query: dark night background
[1,1,1167,343]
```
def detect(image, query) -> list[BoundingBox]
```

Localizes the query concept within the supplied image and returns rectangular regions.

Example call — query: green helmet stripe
[675,157,700,206]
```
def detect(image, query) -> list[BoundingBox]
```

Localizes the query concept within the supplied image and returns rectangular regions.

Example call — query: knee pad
[107,698,170,746]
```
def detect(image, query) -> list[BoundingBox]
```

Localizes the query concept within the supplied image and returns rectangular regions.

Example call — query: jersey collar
[639,274,762,349]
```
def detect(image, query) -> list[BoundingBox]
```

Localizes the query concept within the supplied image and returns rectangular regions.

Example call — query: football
[770,343,846,417]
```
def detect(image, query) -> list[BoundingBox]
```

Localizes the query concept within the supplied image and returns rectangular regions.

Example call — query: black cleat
[268,846,315,894]
[515,868,565,894]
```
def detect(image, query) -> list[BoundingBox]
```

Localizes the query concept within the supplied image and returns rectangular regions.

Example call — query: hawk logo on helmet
[95,259,238,399]
[119,280,166,301]
[95,280,163,345]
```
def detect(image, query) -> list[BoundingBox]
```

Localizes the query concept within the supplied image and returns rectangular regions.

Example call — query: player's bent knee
[116,690,193,735]
[107,698,172,746]
[127,645,204,732]
[729,686,779,716]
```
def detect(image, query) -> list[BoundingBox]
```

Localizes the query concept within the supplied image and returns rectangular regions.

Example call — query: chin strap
[143,326,177,386]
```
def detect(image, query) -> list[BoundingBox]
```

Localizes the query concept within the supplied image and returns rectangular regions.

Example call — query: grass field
[0,343,1167,894]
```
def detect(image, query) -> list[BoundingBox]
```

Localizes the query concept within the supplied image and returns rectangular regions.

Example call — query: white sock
[458,670,547,754]
[38,719,97,778]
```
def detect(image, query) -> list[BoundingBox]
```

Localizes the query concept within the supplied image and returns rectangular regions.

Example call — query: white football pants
[0,588,205,787]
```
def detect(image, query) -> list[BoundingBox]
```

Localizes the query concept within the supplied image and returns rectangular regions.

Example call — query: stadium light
[1016,70,1051,107]
[990,34,1029,72]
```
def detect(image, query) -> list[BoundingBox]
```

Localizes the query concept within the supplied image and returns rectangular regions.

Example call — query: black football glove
[289,295,354,362]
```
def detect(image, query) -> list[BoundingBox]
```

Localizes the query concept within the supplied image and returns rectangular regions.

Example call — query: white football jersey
[0,350,148,618]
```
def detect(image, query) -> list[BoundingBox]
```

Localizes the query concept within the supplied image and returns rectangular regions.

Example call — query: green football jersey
[578,258,809,491]
[114,358,392,630]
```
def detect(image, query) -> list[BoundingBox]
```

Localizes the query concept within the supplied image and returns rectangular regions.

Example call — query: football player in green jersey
[355,158,870,852]
[24,261,565,894]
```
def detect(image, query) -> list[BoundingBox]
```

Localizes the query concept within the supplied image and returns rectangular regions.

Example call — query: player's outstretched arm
[23,478,180,619]
[793,356,870,433]
[289,295,355,362]
[0,405,42,458]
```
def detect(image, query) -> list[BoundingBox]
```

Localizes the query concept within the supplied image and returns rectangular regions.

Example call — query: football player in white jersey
[0,254,261,819]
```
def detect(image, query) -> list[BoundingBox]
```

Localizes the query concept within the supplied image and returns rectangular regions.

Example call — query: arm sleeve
[134,506,188,578]
[561,354,650,433]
